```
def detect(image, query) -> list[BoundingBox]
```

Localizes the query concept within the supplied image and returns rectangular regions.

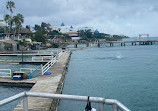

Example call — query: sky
[0,0,158,37]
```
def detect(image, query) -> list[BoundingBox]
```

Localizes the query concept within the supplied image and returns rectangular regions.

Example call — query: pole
[22,46,23,63]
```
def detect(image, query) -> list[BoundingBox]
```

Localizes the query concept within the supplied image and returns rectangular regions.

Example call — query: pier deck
[13,51,70,111]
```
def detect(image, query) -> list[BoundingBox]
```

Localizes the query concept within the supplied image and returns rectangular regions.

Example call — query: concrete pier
[13,51,71,111]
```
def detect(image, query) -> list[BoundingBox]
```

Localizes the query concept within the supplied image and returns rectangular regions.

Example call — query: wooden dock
[0,78,38,87]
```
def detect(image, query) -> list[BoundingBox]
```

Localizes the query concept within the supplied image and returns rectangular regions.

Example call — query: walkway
[14,51,70,111]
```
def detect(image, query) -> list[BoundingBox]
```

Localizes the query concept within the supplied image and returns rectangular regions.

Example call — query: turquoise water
[0,64,40,73]
[0,56,32,61]
[0,86,30,111]
[58,45,158,111]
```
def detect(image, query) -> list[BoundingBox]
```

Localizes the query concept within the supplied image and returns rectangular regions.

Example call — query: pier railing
[0,92,131,111]
[41,51,62,74]
[41,58,57,74]
[0,69,11,78]
[20,68,36,74]
[32,56,53,61]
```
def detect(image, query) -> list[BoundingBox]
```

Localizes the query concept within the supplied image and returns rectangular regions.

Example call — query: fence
[32,56,53,61]
[0,92,131,111]
[0,69,11,78]
[0,51,62,78]
[42,59,56,74]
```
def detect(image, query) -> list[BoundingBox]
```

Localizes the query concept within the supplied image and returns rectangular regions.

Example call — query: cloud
[1,0,158,36]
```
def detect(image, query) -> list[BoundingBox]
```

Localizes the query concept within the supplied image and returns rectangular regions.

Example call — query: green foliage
[34,22,48,34]
[26,25,30,30]
[78,30,93,41]
[0,27,4,33]
[6,1,15,14]
[63,34,71,41]
[78,30,128,41]
[33,31,46,43]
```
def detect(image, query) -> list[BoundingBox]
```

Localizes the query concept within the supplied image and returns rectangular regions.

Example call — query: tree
[78,30,93,41]
[26,25,30,30]
[4,14,11,34]
[12,14,24,38]
[34,24,41,31]
[34,31,46,43]
[6,0,15,37]
[12,14,24,39]
[6,1,15,14]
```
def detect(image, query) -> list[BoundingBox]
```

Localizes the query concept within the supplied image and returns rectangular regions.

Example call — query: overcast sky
[0,0,158,37]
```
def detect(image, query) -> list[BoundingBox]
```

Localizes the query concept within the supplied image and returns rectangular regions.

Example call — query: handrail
[0,92,131,111]
[0,69,11,78]
[32,56,53,61]
[20,68,36,73]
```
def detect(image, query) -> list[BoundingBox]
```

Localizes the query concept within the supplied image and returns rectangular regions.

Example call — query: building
[78,27,95,32]
[49,23,81,41]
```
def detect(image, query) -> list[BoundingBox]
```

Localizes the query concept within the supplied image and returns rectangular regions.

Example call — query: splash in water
[116,52,124,59]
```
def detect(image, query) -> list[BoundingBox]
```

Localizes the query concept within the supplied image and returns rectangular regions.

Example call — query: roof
[94,29,99,34]
[61,22,65,26]
[65,32,78,34]
[70,26,73,29]
[20,28,32,34]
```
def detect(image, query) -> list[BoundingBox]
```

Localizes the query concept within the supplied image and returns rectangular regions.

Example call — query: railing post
[99,103,104,111]
[9,69,11,77]
[113,104,118,111]
[41,64,43,75]
[23,95,28,111]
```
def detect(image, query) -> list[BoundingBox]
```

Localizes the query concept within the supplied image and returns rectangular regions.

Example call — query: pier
[106,40,158,46]
[0,54,53,56]
[13,51,71,111]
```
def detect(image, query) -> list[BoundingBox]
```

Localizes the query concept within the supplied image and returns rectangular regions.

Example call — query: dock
[13,51,71,111]
[105,40,158,46]
[0,78,37,87]
[0,54,53,56]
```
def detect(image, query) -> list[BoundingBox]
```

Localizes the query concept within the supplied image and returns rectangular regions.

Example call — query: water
[0,86,30,111]
[58,44,158,111]
[0,64,40,72]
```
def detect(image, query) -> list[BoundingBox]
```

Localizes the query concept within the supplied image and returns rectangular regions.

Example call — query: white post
[41,64,43,75]
[99,103,104,111]
[113,104,118,111]
[9,69,12,78]
[23,95,28,111]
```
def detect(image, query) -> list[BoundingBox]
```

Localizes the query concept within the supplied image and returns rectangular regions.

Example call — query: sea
[58,37,158,111]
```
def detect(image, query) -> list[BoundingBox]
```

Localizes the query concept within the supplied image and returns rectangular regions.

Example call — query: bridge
[105,40,158,46]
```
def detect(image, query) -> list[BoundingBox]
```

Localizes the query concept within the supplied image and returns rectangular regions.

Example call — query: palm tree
[4,14,11,35]
[12,14,24,39]
[6,1,15,15]
[16,14,24,39]
[6,0,15,37]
